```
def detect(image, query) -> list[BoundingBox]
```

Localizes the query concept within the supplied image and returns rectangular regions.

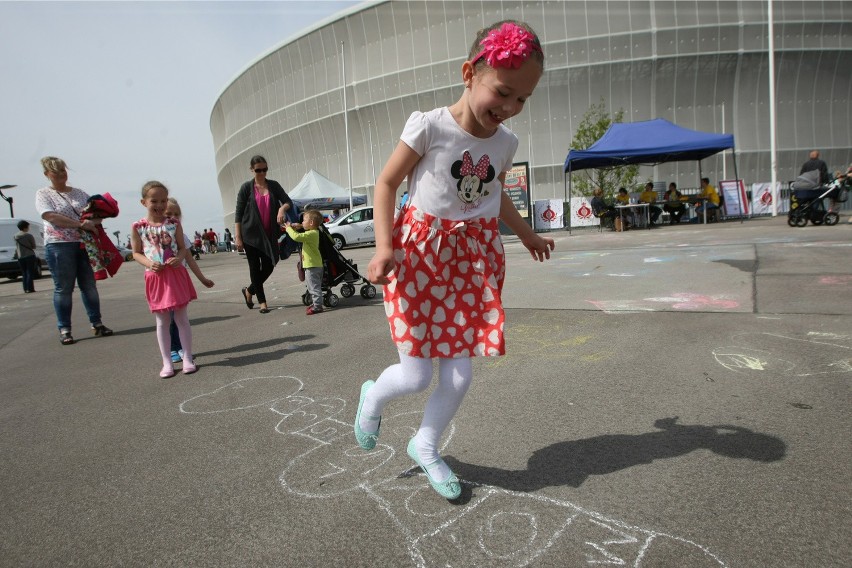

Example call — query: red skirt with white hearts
[382,206,506,358]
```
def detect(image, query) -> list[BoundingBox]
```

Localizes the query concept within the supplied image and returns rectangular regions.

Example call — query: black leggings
[243,243,275,304]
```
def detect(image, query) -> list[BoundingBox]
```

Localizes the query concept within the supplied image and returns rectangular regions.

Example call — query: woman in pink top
[233,155,294,314]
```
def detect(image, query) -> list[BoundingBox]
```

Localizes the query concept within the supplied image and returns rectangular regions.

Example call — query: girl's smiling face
[142,186,169,221]
[462,58,542,137]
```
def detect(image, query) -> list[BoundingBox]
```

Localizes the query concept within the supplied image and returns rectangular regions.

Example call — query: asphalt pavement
[0,216,850,567]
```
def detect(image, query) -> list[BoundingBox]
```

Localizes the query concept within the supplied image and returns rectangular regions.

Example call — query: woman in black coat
[234,155,294,314]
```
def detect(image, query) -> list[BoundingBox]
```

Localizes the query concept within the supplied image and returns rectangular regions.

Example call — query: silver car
[324,206,374,250]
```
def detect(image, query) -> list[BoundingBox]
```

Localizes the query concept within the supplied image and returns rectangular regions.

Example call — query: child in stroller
[307,224,377,308]
[788,169,848,227]
[287,214,377,309]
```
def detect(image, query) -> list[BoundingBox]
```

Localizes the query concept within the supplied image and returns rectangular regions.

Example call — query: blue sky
[0,0,360,242]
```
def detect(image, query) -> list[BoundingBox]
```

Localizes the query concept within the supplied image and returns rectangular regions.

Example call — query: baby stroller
[788,169,847,227]
[300,225,377,308]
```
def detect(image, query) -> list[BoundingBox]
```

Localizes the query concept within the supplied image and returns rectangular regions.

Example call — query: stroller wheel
[361,284,377,299]
[787,215,798,227]
[327,293,339,307]
[340,283,355,298]
[811,215,824,226]
[302,292,311,306]
[825,211,840,226]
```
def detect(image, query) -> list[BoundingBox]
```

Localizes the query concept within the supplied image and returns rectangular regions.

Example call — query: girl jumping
[355,20,554,499]
[131,181,198,378]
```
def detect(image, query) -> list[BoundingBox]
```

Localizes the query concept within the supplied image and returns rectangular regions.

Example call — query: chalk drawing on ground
[180,376,726,567]
[483,324,595,369]
[819,275,852,285]
[589,293,742,314]
[714,332,852,377]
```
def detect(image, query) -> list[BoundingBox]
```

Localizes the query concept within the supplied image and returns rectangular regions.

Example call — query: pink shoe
[160,366,175,379]
[182,360,197,375]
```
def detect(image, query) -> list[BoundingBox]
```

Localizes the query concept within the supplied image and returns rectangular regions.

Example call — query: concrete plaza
[1,216,850,567]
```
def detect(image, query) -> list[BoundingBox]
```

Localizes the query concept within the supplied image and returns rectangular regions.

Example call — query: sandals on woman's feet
[406,437,462,500]
[59,331,75,345]
[354,380,381,450]
[241,287,254,309]
[259,306,271,314]
[92,324,113,337]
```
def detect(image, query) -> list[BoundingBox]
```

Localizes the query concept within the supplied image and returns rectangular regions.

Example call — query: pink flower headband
[471,22,542,69]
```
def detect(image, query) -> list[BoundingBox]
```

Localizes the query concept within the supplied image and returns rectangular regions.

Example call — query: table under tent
[563,118,741,233]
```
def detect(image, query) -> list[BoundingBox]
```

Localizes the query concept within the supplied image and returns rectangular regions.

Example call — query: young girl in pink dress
[354,20,555,499]
[131,181,198,378]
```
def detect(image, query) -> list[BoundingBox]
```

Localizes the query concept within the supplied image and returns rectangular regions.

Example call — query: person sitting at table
[614,187,635,227]
[691,177,721,223]
[590,187,619,229]
[663,182,687,224]
[639,182,662,226]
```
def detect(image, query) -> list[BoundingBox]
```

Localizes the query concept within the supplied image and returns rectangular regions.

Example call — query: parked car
[0,218,48,280]
[324,206,374,249]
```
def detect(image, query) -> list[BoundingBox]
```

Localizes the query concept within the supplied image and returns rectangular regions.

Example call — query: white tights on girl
[359,353,472,482]
[155,307,193,373]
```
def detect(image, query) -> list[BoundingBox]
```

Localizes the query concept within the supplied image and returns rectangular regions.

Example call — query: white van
[0,218,48,280]
[324,206,374,250]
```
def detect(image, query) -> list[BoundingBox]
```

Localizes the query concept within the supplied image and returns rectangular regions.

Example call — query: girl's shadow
[446,417,786,491]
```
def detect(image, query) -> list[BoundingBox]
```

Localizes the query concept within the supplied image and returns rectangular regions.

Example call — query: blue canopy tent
[563,118,740,232]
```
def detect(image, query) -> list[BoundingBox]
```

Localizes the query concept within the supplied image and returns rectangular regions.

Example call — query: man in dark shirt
[800,150,830,184]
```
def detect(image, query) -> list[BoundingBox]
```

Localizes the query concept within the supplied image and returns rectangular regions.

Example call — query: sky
[0,0,361,244]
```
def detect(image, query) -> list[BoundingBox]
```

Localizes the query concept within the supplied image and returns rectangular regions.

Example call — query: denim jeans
[45,242,102,331]
[18,256,38,292]
[169,312,182,352]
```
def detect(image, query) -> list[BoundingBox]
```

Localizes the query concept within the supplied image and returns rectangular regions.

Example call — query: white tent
[288,170,366,210]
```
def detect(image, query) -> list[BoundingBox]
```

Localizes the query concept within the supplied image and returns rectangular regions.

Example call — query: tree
[569,99,639,198]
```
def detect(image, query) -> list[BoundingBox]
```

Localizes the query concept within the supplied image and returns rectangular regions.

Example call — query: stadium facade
[211,0,851,225]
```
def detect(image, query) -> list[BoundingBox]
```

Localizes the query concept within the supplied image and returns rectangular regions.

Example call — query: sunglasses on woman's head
[254,168,268,173]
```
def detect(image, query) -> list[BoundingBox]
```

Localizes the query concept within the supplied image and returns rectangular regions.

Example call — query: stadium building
[211,0,851,225]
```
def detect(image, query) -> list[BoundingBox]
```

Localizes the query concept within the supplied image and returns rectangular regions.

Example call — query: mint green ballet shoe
[406,437,462,500]
[354,380,381,450]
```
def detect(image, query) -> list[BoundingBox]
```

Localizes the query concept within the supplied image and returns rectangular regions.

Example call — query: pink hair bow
[472,22,542,69]
[460,151,490,179]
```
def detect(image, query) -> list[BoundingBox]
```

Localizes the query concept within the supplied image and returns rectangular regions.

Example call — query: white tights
[360,353,472,482]
[155,308,192,369]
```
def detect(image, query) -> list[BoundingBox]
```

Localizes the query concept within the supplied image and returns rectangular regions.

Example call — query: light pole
[112,230,121,246]
[0,184,17,217]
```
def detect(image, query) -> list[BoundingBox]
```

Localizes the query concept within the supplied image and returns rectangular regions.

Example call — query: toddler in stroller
[287,215,377,310]
[304,225,377,308]
[788,169,848,227]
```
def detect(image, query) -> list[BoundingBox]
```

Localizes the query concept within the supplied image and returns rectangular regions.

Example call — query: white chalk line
[180,376,727,567]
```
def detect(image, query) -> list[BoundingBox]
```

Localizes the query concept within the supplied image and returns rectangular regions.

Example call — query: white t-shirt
[35,186,90,244]
[400,107,518,221]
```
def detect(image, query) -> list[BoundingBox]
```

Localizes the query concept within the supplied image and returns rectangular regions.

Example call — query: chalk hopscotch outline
[180,376,726,567]
[713,331,852,377]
